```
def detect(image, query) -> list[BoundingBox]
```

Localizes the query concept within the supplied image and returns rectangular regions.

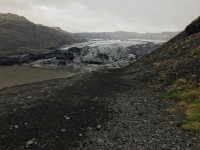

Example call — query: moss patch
[165,87,200,133]
[165,107,177,113]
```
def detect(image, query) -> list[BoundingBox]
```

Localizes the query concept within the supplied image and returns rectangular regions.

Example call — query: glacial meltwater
[0,66,85,89]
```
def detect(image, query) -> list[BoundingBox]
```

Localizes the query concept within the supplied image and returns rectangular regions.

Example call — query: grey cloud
[0,0,200,33]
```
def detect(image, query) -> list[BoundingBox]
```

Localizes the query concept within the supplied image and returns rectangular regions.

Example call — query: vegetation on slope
[153,17,200,133]
[163,78,200,133]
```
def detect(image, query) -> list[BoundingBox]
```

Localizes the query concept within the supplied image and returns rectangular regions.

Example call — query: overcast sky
[1,0,200,33]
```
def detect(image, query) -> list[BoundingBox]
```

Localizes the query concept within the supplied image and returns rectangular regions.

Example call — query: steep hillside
[123,16,200,133]
[135,17,200,86]
[0,13,85,56]
[75,31,179,41]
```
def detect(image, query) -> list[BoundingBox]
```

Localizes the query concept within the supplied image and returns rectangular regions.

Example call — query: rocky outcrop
[185,16,200,35]
[0,13,85,56]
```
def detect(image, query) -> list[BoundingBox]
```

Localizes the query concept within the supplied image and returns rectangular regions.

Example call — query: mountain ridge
[0,13,85,56]
[75,31,180,41]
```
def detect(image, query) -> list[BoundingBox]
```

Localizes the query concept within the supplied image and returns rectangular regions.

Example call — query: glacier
[30,39,164,69]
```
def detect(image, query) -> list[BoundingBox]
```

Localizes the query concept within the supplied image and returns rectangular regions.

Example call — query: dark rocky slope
[0,13,85,56]
[185,16,200,35]
[121,16,200,135]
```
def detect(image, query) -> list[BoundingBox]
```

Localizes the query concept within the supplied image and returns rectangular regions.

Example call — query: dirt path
[0,68,200,149]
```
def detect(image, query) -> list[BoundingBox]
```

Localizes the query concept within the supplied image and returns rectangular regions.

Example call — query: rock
[26,96,32,99]
[26,139,37,147]
[95,125,102,131]
[61,129,66,132]
[97,138,104,143]
[87,127,92,130]
[79,134,83,137]
[12,108,17,112]
[64,116,70,120]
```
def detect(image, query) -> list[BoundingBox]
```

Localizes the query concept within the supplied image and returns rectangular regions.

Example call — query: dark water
[0,66,84,89]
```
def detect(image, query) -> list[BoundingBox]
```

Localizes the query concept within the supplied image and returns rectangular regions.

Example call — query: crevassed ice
[31,39,163,69]
[61,39,147,50]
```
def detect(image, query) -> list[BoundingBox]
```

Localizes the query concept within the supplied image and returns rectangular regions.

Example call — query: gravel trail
[0,68,200,149]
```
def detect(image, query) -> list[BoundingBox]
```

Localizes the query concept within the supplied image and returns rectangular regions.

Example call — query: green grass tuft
[170,89,200,133]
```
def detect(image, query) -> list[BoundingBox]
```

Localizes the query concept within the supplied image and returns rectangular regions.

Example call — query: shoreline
[0,65,88,90]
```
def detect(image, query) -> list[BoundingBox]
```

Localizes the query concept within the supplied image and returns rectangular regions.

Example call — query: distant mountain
[0,13,85,56]
[75,31,180,41]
